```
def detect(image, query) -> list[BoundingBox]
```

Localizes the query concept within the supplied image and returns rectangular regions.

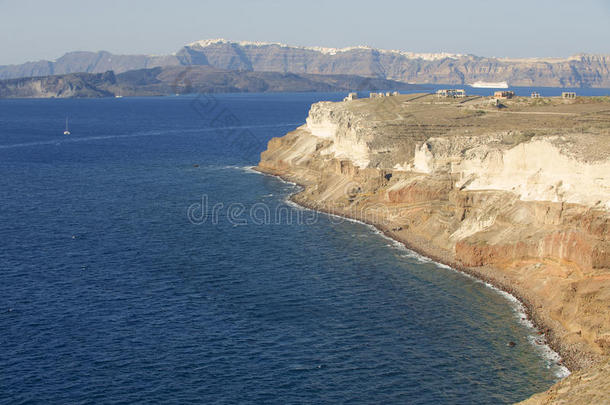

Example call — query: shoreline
[253,166,574,378]
[252,93,610,402]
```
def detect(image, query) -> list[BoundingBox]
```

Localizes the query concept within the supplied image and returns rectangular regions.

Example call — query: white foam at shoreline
[395,237,571,378]
[360,216,569,378]
[259,171,571,379]
[283,197,307,211]
[396,239,570,378]
[220,165,263,174]
[475,279,570,378]
[275,177,298,187]
[240,166,260,174]
[372,227,570,377]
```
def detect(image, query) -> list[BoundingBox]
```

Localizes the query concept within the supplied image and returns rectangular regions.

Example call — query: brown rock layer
[257,94,610,403]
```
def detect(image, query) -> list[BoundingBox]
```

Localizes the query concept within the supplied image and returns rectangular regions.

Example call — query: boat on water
[469,81,509,89]
[63,117,70,135]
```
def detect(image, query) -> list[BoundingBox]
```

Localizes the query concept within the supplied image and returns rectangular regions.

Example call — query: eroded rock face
[0,71,117,98]
[258,94,610,402]
[415,137,610,209]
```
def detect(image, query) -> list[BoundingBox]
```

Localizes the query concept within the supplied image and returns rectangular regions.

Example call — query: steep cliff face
[260,97,610,273]
[257,94,610,401]
[2,40,610,87]
[180,42,610,88]
[0,51,180,80]
[0,71,117,98]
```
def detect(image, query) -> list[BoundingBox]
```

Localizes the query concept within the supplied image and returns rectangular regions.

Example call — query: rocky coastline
[255,93,610,403]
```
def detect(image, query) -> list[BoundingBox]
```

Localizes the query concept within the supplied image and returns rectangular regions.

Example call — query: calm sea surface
[0,90,586,404]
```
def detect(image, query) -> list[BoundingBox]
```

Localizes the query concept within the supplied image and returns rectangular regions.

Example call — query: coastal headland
[256,93,610,402]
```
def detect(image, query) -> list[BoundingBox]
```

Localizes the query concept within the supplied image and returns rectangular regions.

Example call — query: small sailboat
[63,117,71,135]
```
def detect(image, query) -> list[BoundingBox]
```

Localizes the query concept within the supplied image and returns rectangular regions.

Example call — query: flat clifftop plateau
[180,42,610,87]
[290,94,610,208]
[257,94,610,402]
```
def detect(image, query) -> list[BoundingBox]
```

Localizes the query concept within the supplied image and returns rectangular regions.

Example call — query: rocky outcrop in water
[2,39,610,87]
[256,93,610,402]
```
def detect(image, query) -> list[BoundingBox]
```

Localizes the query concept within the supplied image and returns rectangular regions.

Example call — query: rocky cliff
[183,40,610,88]
[0,51,179,81]
[0,71,117,98]
[256,94,610,402]
[2,39,610,88]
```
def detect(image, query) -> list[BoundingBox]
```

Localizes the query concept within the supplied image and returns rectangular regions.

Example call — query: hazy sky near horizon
[1,0,609,65]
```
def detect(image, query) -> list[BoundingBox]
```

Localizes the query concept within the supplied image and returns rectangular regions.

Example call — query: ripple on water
[0,95,565,404]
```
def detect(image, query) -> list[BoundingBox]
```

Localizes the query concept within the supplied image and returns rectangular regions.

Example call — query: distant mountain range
[0,66,422,98]
[1,39,609,88]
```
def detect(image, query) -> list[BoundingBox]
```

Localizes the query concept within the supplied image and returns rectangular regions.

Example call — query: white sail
[64,117,70,135]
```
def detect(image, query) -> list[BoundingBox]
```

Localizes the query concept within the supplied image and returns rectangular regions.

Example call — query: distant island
[0,67,421,98]
[1,38,610,88]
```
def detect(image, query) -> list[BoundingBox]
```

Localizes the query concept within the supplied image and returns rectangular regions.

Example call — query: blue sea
[0,91,582,404]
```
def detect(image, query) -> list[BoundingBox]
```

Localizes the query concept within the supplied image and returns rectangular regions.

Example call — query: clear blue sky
[1,0,609,65]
